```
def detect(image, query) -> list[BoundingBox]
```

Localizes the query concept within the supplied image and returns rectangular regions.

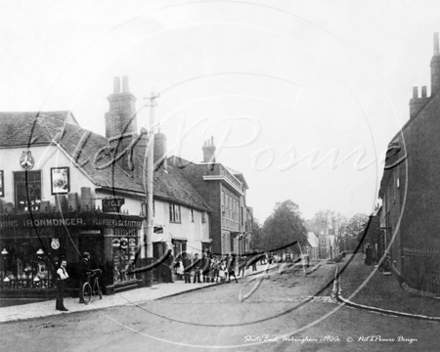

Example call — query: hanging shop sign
[19,151,35,170]
[102,198,125,213]
[51,238,60,250]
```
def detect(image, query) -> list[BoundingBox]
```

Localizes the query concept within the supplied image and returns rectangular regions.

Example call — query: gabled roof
[0,112,211,212]
[307,232,319,248]
[154,166,211,212]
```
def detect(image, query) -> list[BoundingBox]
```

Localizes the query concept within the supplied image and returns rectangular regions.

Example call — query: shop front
[0,210,144,298]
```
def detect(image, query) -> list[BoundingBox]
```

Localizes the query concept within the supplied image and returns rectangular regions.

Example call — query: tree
[249,218,263,250]
[346,213,369,250]
[261,200,307,252]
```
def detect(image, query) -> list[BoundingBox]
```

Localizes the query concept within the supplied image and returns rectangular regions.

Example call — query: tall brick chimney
[431,32,440,94]
[202,136,216,163]
[154,133,167,170]
[104,76,138,173]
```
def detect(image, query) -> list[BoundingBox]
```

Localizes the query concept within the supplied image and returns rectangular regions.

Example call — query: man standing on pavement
[56,259,69,311]
[182,253,192,283]
[202,252,212,283]
[78,252,91,303]
[192,253,202,283]
[164,249,174,283]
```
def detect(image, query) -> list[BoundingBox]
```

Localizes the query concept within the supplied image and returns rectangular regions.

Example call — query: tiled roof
[0,111,72,147]
[154,166,211,212]
[0,112,211,212]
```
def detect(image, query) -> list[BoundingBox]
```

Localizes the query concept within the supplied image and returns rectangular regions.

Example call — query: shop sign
[51,238,60,250]
[19,151,35,170]
[102,198,125,213]
[0,217,142,229]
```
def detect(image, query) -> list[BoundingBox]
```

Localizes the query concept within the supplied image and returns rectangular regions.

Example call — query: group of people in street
[172,251,265,284]
[54,249,278,311]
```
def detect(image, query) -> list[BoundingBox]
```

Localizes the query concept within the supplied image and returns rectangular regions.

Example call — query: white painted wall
[152,199,210,255]
[0,145,96,208]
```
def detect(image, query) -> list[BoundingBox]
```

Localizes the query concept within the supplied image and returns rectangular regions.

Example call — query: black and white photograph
[50,167,70,195]
[1,1,440,351]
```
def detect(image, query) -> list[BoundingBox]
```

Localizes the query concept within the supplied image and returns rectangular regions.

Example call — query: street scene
[1,1,440,351]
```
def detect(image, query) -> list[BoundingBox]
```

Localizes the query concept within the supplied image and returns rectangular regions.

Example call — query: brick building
[379,33,440,294]
[169,139,252,255]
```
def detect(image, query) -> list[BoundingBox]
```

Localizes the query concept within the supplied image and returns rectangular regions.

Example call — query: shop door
[153,242,166,284]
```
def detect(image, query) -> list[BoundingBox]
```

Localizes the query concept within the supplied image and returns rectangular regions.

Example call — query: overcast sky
[1,0,439,222]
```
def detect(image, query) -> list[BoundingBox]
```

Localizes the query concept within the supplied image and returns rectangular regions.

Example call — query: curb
[333,266,440,322]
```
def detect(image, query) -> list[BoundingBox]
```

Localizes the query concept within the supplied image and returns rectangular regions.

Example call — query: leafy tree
[346,213,369,250]
[261,200,307,252]
[249,218,263,250]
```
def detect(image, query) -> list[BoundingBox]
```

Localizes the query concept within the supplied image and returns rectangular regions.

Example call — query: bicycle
[82,269,103,304]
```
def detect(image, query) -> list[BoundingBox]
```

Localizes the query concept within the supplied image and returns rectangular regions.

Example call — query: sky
[1,0,439,222]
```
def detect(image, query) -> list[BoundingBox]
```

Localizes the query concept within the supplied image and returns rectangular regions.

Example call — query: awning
[172,236,188,242]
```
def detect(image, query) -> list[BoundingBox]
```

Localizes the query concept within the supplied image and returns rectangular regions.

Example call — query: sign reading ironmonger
[0,217,142,229]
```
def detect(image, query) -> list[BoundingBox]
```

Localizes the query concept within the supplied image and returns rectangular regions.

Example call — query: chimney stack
[122,75,130,93]
[202,136,216,163]
[431,32,440,93]
[113,77,121,93]
[104,76,138,174]
[154,133,167,170]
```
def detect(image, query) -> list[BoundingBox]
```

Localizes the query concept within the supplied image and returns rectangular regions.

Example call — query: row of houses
[378,33,440,294]
[0,76,253,296]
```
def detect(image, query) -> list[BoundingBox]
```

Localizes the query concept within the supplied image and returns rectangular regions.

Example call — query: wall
[153,198,210,256]
[0,145,96,209]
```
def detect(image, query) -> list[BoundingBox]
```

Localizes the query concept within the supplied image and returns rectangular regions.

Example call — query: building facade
[379,33,440,294]
[0,76,212,296]
[169,138,252,255]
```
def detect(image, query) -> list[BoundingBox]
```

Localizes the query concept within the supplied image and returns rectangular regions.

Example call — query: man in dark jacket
[78,252,91,303]
[192,253,202,283]
[163,249,174,283]
[201,252,212,283]
[182,253,191,284]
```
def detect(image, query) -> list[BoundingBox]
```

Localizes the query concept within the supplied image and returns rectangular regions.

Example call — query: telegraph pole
[144,89,159,282]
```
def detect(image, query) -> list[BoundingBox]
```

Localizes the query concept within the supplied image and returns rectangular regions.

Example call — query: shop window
[112,229,137,283]
[14,171,41,211]
[169,203,181,223]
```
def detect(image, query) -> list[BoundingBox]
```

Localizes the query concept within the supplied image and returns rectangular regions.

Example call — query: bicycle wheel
[82,282,92,305]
